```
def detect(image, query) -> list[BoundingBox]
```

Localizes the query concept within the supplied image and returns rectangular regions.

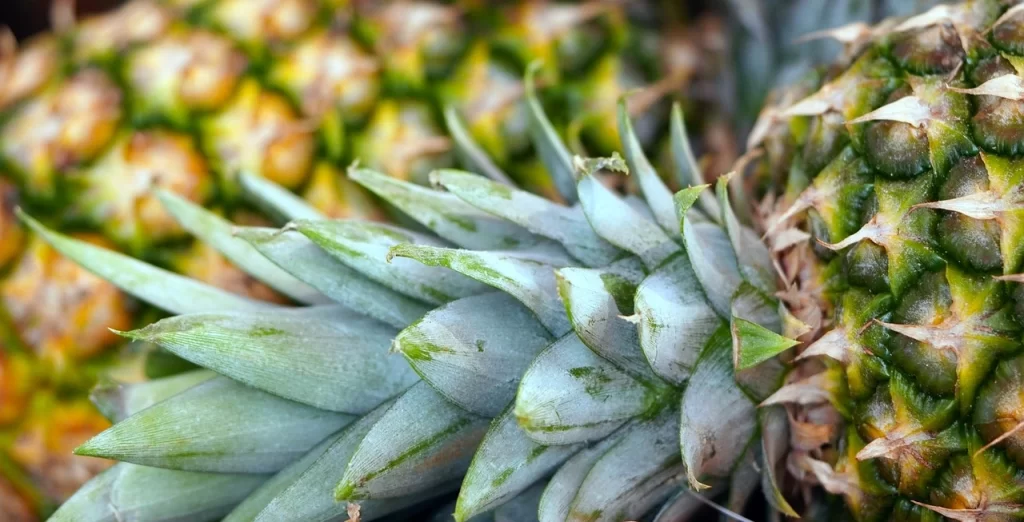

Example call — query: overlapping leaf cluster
[37,73,799,522]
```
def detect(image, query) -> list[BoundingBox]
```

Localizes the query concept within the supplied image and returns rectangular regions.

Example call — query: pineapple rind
[754,1,1024,520]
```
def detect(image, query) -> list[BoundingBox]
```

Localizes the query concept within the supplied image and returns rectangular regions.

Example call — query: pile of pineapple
[0,0,730,519]
[9,0,1024,521]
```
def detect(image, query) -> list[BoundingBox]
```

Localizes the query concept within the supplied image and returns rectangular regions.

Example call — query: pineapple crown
[30,71,804,522]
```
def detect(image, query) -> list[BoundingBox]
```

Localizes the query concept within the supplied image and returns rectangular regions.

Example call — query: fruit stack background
[0,0,731,519]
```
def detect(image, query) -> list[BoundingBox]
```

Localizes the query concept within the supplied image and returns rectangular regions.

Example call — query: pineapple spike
[796,22,872,46]
[974,419,1024,458]
[761,371,835,407]
[846,96,933,128]
[948,74,1024,100]
[911,500,1022,522]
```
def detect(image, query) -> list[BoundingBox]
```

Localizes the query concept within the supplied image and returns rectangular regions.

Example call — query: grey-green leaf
[760,405,800,517]
[652,490,709,522]
[555,259,665,381]
[567,407,683,522]
[681,218,742,318]
[525,63,576,204]
[76,376,355,474]
[91,370,216,423]
[493,482,545,522]
[237,227,429,328]
[388,244,570,336]
[18,211,274,316]
[455,407,580,522]
[618,99,678,234]
[122,306,418,413]
[293,219,487,305]
[49,463,266,522]
[239,172,324,222]
[431,169,620,267]
[157,191,328,305]
[336,383,489,500]
[679,326,757,490]
[635,254,722,386]
[394,293,553,417]
[443,106,515,185]
[575,156,680,269]
[515,334,649,445]
[350,167,558,252]
[224,400,444,522]
[536,428,626,522]
[715,175,775,294]
[670,103,718,219]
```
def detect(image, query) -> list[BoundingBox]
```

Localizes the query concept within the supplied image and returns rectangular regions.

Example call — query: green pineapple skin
[754,1,1024,520]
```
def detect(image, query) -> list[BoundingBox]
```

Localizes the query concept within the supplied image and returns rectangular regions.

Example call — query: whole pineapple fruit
[0,0,724,518]
[748,0,1024,520]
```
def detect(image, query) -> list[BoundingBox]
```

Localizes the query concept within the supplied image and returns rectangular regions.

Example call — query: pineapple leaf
[293,219,488,305]
[525,62,577,204]
[574,154,681,269]
[732,317,799,370]
[556,258,660,379]
[455,407,581,522]
[759,406,800,517]
[618,99,678,234]
[681,218,743,318]
[652,490,711,522]
[431,169,621,267]
[566,408,683,522]
[443,106,516,186]
[394,293,553,417]
[236,227,429,329]
[77,376,355,474]
[635,254,722,386]
[91,369,216,423]
[514,335,650,445]
[336,383,489,501]
[537,429,626,522]
[672,184,710,219]
[387,244,571,335]
[157,190,328,305]
[670,103,720,219]
[730,285,788,402]
[223,400,435,522]
[17,210,274,315]
[239,172,324,223]
[492,482,546,522]
[714,175,776,295]
[727,443,760,515]
[119,306,419,413]
[349,167,557,252]
[679,326,758,490]
[49,463,266,522]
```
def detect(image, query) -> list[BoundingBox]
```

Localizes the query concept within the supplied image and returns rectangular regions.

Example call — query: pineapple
[0,0,721,518]
[38,0,1024,520]
[29,66,796,520]
[745,0,1024,520]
